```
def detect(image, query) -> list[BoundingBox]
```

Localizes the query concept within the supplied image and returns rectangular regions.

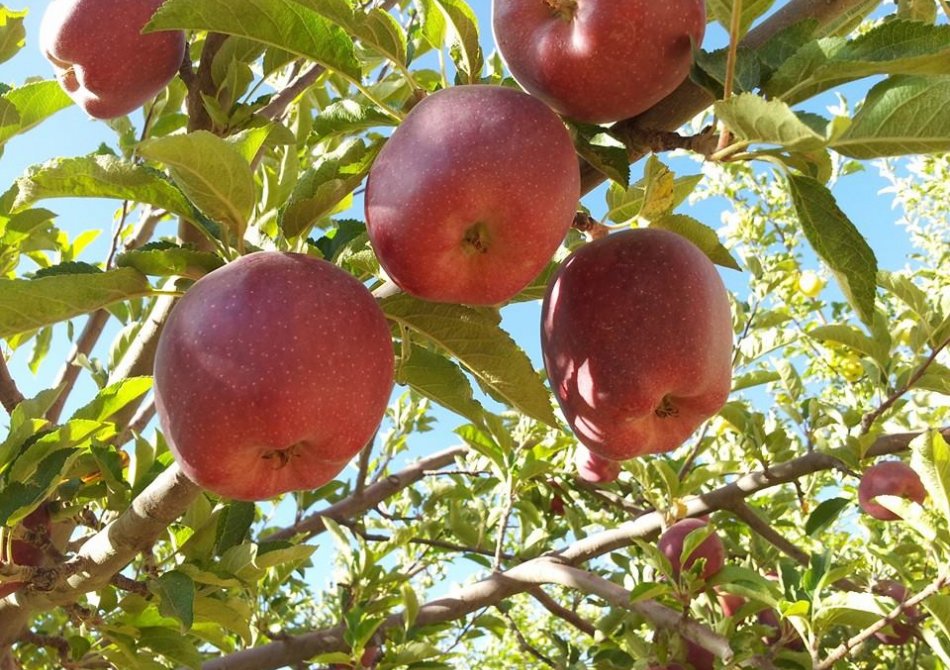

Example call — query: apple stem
[543,0,578,21]
[655,396,679,419]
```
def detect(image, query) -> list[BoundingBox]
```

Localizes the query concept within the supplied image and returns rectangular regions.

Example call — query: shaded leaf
[396,344,485,426]
[152,571,196,632]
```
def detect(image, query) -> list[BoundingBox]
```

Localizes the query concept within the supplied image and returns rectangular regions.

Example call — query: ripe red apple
[574,445,621,483]
[365,85,580,305]
[40,0,186,119]
[154,252,395,501]
[873,579,919,646]
[0,505,52,599]
[549,493,566,516]
[858,461,927,521]
[492,0,706,124]
[541,229,733,461]
[717,591,745,618]
[684,640,715,670]
[658,518,725,581]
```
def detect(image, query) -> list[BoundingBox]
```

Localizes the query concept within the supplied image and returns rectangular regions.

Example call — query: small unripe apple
[658,518,725,581]
[796,270,824,297]
[493,0,706,124]
[574,445,621,484]
[40,0,186,119]
[858,461,927,521]
[541,229,733,461]
[873,579,918,646]
[154,252,395,501]
[837,353,865,382]
[365,85,580,305]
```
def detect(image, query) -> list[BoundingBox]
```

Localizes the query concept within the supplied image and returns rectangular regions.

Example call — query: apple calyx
[655,396,679,419]
[461,223,492,256]
[261,443,306,469]
[543,0,578,21]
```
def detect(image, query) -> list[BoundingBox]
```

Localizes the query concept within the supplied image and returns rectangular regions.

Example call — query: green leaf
[214,501,256,555]
[6,155,197,223]
[147,0,361,81]
[715,94,827,152]
[0,267,151,340]
[115,243,225,278]
[571,124,630,186]
[765,21,950,104]
[0,6,27,65]
[706,0,776,37]
[138,131,255,241]
[138,626,202,670]
[0,80,73,148]
[0,387,60,471]
[0,448,80,526]
[70,377,152,423]
[428,0,482,84]
[402,581,420,631]
[279,138,382,238]
[691,46,763,98]
[605,174,702,224]
[151,571,196,632]
[381,293,557,427]
[786,174,877,325]
[396,344,485,426]
[807,324,889,369]
[649,214,741,271]
[805,497,850,536]
[313,99,398,139]
[832,75,950,158]
[911,430,950,525]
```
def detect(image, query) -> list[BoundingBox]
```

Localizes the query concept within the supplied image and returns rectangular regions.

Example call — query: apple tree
[1,0,949,668]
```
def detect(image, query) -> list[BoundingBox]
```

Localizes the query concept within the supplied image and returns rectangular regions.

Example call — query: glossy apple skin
[873,579,918,646]
[658,518,724,581]
[858,461,927,521]
[541,229,733,461]
[40,0,185,119]
[493,0,705,124]
[0,505,52,599]
[154,252,395,501]
[365,85,579,305]
[574,445,621,483]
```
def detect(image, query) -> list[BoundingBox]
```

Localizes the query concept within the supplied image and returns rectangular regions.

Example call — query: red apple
[330,646,382,669]
[0,505,52,599]
[365,85,580,305]
[858,461,927,521]
[658,518,725,581]
[574,445,621,483]
[873,579,919,646]
[717,591,745,618]
[684,640,715,670]
[154,252,395,501]
[541,229,733,461]
[492,0,706,124]
[40,0,186,119]
[549,493,566,516]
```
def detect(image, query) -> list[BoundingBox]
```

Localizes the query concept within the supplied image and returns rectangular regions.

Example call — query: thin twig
[499,607,557,668]
[728,501,810,566]
[529,587,596,638]
[0,355,25,414]
[340,521,510,560]
[815,574,949,670]
[860,336,950,434]
[494,482,516,571]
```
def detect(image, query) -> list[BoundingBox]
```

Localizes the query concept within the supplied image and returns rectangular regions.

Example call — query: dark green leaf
[805,497,850,536]
[214,501,257,555]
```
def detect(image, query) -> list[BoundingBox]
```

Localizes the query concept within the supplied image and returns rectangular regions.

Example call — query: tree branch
[0,355,24,415]
[815,573,949,670]
[727,500,810,566]
[268,445,466,541]
[528,587,596,638]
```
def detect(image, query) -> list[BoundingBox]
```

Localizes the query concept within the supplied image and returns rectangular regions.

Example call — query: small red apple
[330,645,382,669]
[0,505,52,599]
[39,0,186,119]
[154,252,395,501]
[492,0,706,124]
[574,445,621,483]
[365,85,580,305]
[549,493,566,516]
[873,579,919,646]
[717,591,745,618]
[684,640,715,670]
[658,518,725,581]
[541,229,733,461]
[858,461,927,521]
